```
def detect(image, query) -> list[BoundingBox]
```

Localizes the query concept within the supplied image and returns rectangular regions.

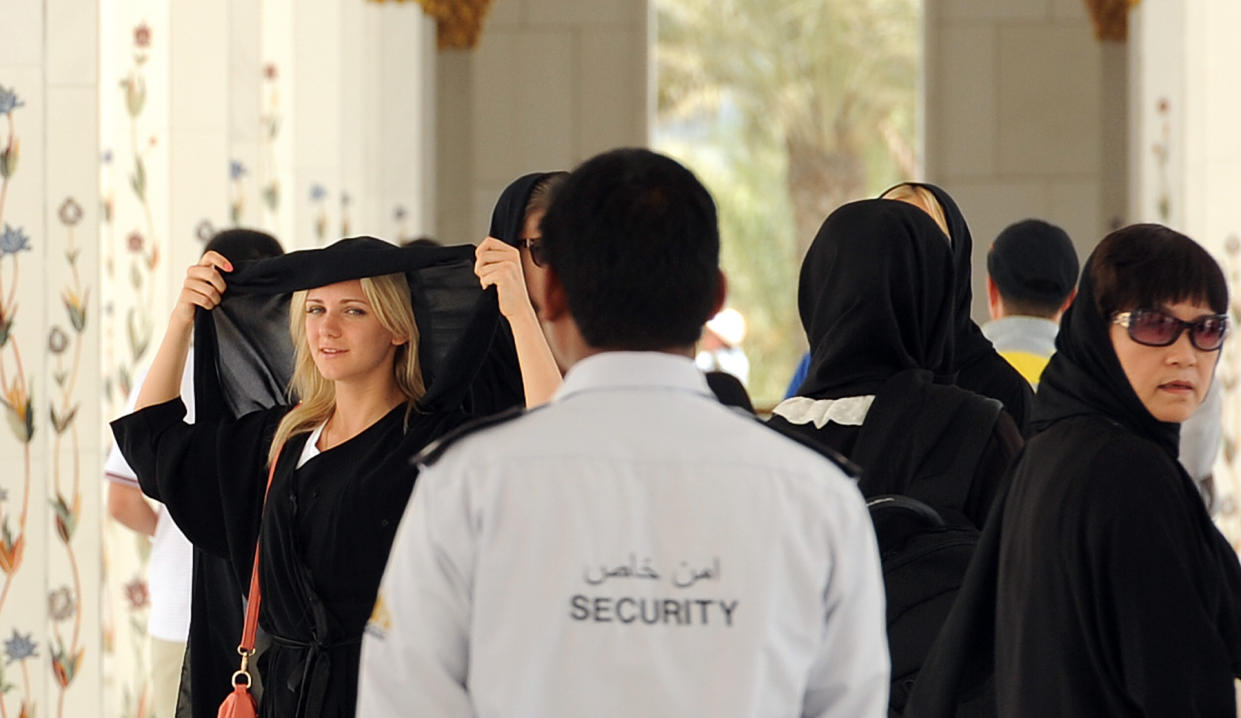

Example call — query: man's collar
[554,351,713,401]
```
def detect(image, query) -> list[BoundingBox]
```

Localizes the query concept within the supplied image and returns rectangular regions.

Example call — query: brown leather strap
[239,441,284,653]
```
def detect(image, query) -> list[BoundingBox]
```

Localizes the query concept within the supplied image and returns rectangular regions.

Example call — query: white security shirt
[359,352,889,718]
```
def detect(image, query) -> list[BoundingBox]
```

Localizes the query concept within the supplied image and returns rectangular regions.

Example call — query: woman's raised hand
[172,250,233,326]
[474,236,533,320]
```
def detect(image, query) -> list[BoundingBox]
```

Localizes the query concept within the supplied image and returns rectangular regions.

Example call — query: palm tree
[656,0,920,402]
[658,0,919,251]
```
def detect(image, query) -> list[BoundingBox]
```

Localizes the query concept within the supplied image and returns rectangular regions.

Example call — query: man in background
[983,218,1079,390]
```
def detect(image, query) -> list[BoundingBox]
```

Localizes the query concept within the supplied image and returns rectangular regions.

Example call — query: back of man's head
[541,148,720,351]
[986,219,1078,318]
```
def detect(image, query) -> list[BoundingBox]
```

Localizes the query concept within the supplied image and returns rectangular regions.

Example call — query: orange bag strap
[233,440,285,686]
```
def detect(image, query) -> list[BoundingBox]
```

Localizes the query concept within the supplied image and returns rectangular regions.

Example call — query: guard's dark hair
[1091,223,1227,318]
[540,148,720,350]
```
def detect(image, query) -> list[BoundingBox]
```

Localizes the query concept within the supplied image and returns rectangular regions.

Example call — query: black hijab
[1033,249,1181,458]
[798,199,956,399]
[489,172,562,247]
[882,182,1034,431]
[193,236,524,423]
[890,182,998,368]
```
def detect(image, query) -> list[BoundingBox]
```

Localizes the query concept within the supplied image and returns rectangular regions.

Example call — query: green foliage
[654,0,920,407]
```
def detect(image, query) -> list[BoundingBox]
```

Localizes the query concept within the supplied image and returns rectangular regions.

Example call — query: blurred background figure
[983,218,1080,390]
[695,307,750,387]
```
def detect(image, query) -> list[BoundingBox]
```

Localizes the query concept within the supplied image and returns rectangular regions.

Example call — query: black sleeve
[110,397,287,561]
[964,410,1023,528]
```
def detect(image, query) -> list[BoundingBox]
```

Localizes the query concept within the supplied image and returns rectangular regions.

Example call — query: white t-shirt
[104,354,195,643]
[359,352,889,718]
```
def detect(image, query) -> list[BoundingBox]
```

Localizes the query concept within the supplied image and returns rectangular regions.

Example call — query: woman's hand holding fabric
[473,236,562,407]
[136,251,233,412]
[474,237,534,321]
[172,250,233,327]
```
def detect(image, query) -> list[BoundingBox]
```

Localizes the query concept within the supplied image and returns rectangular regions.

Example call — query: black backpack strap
[905,391,1002,519]
[852,370,1002,523]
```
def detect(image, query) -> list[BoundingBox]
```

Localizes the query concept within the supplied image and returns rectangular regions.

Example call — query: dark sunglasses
[1112,308,1229,351]
[518,237,547,268]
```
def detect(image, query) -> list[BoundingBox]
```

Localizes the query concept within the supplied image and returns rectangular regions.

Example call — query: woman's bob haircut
[1090,224,1228,319]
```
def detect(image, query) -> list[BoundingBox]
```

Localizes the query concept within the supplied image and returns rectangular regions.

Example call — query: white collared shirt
[103,354,197,642]
[359,351,889,718]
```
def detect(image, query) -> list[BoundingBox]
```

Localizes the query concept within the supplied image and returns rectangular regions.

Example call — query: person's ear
[986,276,1003,320]
[711,270,728,317]
[1060,287,1078,314]
[391,333,410,347]
[536,267,570,323]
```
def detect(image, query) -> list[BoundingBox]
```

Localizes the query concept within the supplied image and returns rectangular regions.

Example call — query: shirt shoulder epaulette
[411,405,532,469]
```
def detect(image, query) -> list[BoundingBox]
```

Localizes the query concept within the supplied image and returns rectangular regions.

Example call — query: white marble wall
[2,1,437,715]
[1130,0,1241,547]
[0,0,104,716]
[435,0,650,246]
[924,0,1123,321]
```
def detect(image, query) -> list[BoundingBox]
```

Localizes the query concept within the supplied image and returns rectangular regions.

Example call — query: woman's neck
[321,380,408,449]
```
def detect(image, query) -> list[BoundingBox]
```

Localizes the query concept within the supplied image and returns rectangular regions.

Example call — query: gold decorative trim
[371,0,495,50]
[1083,0,1141,42]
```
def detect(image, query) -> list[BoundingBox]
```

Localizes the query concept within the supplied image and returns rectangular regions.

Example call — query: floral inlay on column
[1216,234,1241,551]
[117,22,160,387]
[0,81,37,718]
[120,575,151,718]
[230,160,247,226]
[1151,97,1171,223]
[393,205,408,244]
[261,64,282,219]
[1,630,37,717]
[311,184,328,244]
[49,197,89,718]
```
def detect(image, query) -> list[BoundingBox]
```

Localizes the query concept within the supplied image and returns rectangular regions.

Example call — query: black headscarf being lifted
[489,172,562,247]
[193,236,524,424]
[798,199,956,399]
[1033,246,1181,458]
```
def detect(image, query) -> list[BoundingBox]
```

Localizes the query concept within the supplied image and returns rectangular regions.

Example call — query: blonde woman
[112,237,514,718]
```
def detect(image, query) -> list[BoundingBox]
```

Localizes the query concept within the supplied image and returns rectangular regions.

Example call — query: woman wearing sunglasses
[972,224,1241,716]
[474,172,569,407]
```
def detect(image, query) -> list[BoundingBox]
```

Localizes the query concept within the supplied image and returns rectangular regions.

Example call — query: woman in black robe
[473,171,568,407]
[907,224,1241,717]
[112,237,522,718]
[767,199,1021,526]
[881,182,1034,433]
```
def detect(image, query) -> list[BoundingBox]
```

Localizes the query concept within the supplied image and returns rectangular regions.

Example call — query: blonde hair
[267,273,425,465]
[881,183,952,242]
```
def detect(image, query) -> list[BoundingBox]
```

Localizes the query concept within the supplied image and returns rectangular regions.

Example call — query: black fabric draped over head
[786,199,1015,526]
[1033,248,1181,458]
[489,172,560,247]
[899,183,991,366]
[798,199,956,399]
[193,236,524,424]
[882,182,1034,431]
